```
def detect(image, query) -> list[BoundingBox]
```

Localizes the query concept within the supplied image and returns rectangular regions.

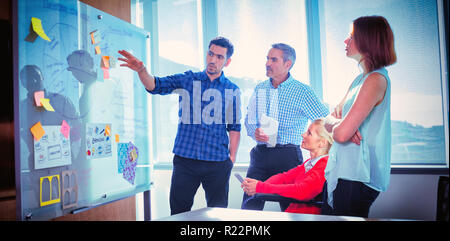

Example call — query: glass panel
[153,0,202,163]
[217,0,309,163]
[320,0,447,165]
[16,0,151,220]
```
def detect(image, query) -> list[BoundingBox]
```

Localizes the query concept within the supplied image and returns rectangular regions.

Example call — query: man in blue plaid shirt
[242,43,329,211]
[118,37,241,215]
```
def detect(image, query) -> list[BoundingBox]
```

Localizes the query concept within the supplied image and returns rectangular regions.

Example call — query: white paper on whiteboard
[34,125,71,169]
[260,114,278,147]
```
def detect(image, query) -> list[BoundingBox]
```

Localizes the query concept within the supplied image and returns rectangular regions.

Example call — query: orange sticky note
[31,121,45,141]
[90,30,100,44]
[34,91,44,106]
[60,120,70,139]
[105,124,111,136]
[101,56,110,69]
[95,45,101,54]
[115,134,120,143]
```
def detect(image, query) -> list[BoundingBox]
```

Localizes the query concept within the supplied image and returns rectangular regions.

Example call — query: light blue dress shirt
[245,73,329,145]
[325,67,392,208]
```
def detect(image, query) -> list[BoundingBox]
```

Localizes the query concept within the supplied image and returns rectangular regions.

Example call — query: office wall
[0,0,16,221]
[151,168,446,221]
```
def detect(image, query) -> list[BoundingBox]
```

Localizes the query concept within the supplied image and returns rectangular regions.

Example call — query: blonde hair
[312,118,334,153]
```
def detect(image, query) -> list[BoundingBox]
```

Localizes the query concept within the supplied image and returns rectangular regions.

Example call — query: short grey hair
[271,43,296,69]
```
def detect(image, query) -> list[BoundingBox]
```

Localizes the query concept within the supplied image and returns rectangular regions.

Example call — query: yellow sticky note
[31,121,45,141]
[31,17,51,42]
[40,98,55,112]
[101,56,110,69]
[95,46,101,55]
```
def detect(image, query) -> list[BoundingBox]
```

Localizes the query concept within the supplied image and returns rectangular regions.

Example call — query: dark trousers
[321,179,380,218]
[241,144,303,211]
[169,155,233,215]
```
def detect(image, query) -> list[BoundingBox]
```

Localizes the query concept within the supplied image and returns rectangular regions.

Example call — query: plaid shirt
[245,74,329,145]
[149,71,241,161]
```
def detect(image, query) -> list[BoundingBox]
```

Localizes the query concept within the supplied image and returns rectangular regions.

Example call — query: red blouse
[255,156,328,214]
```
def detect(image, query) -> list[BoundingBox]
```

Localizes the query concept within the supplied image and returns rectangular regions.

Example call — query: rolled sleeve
[148,72,188,95]
[226,86,242,132]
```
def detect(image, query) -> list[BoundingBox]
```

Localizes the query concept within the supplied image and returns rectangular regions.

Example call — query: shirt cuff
[227,124,241,132]
[147,76,161,94]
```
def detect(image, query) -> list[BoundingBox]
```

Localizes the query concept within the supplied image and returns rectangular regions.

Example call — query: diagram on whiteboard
[85,123,112,159]
[33,125,71,170]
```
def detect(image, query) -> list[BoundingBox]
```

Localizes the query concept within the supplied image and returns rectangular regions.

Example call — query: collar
[202,70,226,83]
[270,72,293,88]
[304,154,328,172]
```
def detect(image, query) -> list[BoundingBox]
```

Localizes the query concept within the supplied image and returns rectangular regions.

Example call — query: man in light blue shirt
[242,43,329,211]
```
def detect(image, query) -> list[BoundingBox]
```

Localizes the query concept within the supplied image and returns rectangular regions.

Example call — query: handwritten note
[34,125,72,169]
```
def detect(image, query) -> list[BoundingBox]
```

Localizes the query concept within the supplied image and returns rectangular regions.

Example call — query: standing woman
[322,16,397,218]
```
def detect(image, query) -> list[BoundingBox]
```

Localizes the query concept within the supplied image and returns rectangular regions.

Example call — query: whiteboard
[15,0,152,220]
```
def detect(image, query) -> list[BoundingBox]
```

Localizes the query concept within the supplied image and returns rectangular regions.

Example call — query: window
[153,0,203,163]
[319,0,448,166]
[146,0,448,168]
[217,0,310,163]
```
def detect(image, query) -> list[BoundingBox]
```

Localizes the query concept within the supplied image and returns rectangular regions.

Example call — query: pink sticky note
[34,91,44,106]
[102,67,109,79]
[60,120,70,139]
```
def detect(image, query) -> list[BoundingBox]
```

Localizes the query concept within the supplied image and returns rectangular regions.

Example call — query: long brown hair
[352,16,397,72]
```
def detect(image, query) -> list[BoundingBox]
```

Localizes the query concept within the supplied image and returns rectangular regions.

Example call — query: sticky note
[60,120,70,139]
[102,67,109,80]
[101,56,110,69]
[34,91,44,107]
[31,121,45,141]
[31,17,51,42]
[40,98,55,112]
[95,46,101,55]
[90,30,100,44]
[105,124,111,136]
[115,134,120,143]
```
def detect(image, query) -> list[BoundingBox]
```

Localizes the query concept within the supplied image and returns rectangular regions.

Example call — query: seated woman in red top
[241,118,333,214]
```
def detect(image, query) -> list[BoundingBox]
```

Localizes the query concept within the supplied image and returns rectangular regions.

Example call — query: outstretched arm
[118,50,156,91]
